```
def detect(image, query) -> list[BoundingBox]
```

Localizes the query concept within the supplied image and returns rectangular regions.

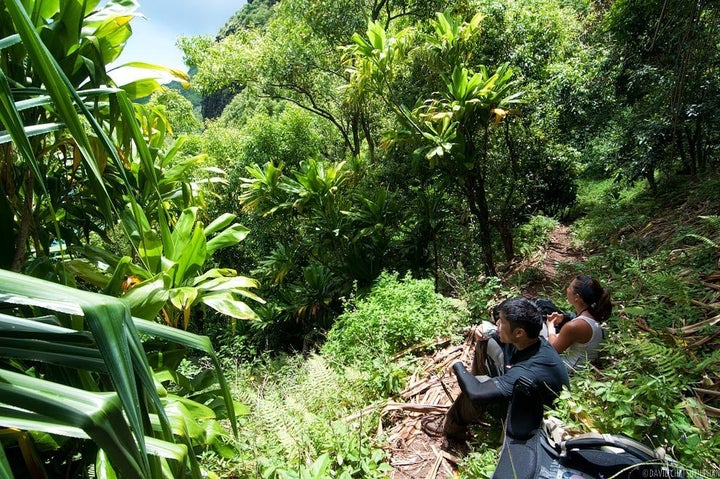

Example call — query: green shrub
[321,271,467,366]
[514,214,559,258]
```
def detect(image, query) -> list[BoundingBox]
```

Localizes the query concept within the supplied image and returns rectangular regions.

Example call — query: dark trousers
[443,339,507,438]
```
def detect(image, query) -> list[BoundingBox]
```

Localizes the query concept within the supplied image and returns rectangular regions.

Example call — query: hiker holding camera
[545,275,612,371]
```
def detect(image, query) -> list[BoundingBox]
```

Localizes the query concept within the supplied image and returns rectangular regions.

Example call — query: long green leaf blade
[133,317,239,437]
[0,370,145,479]
[0,269,152,475]
[4,0,113,221]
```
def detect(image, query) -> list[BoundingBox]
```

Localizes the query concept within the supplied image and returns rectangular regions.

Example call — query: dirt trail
[384,224,584,478]
[521,223,587,297]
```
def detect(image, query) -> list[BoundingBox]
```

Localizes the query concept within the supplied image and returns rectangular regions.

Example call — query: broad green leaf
[121,274,171,320]
[111,61,190,85]
[1,408,190,471]
[203,213,237,236]
[138,230,163,274]
[0,268,178,478]
[13,95,53,111]
[193,268,238,284]
[201,292,258,320]
[0,33,22,49]
[195,275,259,292]
[133,317,213,352]
[102,255,146,297]
[173,224,207,285]
[169,287,198,311]
[310,453,331,477]
[170,207,199,257]
[159,399,211,440]
[0,405,90,440]
[63,258,111,289]
[206,224,250,255]
[89,14,134,65]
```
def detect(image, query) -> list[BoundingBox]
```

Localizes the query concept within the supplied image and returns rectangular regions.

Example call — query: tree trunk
[498,222,515,262]
[465,173,496,276]
[351,113,361,157]
[645,168,657,195]
[432,232,439,293]
[360,110,375,162]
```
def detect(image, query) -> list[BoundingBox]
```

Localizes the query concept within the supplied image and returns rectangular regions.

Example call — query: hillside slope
[384,176,720,477]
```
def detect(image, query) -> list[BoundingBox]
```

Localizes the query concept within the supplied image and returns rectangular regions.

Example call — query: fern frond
[623,337,693,390]
[685,233,719,249]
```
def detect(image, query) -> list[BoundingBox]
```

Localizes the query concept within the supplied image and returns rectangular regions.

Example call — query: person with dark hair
[546,275,612,371]
[423,297,570,442]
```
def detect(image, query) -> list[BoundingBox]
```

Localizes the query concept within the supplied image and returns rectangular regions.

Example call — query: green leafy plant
[0,269,239,478]
[97,206,263,330]
[685,215,720,269]
[458,446,500,479]
[346,12,525,275]
[0,0,188,273]
[549,331,719,469]
[514,215,559,258]
[322,272,467,367]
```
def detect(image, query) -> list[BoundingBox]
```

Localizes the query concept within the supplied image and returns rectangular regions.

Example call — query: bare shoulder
[562,317,593,342]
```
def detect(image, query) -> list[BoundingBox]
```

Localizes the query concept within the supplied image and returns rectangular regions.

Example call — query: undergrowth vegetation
[3,0,719,476]
[539,176,720,475]
[229,354,393,478]
[205,273,471,477]
[205,175,720,478]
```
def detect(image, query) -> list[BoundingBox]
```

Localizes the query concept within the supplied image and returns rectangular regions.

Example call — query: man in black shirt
[425,297,570,441]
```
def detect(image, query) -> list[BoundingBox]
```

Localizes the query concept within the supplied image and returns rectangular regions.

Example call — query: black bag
[534,298,575,331]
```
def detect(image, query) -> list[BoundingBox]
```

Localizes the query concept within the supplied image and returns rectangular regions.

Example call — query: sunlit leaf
[206,224,250,255]
[201,292,258,320]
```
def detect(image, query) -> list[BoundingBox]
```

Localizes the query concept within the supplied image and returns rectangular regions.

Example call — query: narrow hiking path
[383,224,583,478]
[519,223,588,298]
[537,224,585,280]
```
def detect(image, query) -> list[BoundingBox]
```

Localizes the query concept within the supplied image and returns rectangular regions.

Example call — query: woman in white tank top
[545,275,612,372]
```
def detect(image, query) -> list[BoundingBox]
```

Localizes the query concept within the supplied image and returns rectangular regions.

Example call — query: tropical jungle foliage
[1,0,719,477]
[0,0,256,476]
